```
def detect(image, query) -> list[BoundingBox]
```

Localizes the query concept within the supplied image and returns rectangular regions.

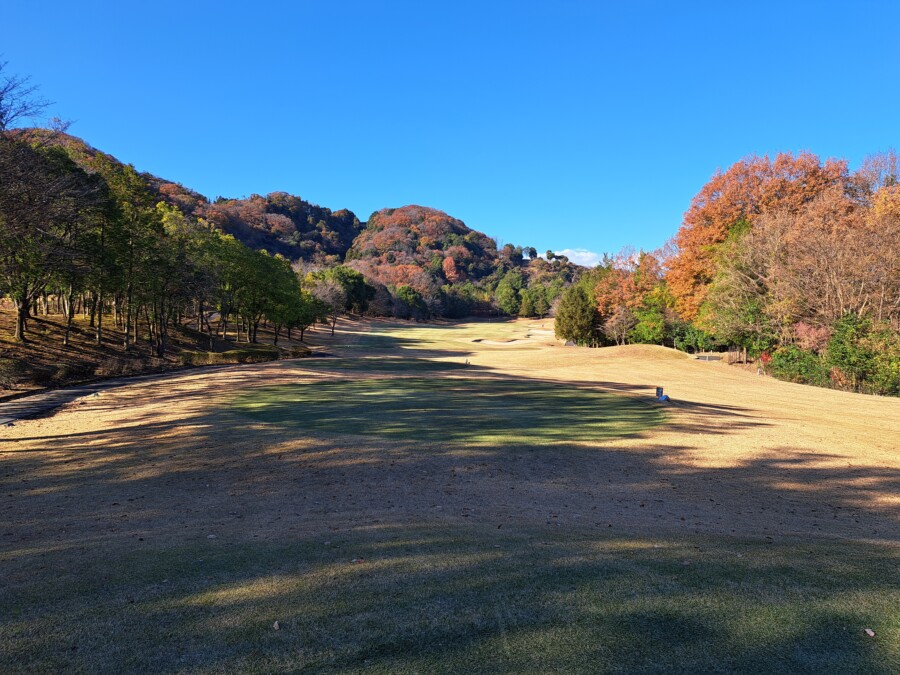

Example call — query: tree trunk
[88,293,97,328]
[63,287,76,347]
[124,288,133,351]
[13,295,29,342]
[95,290,103,345]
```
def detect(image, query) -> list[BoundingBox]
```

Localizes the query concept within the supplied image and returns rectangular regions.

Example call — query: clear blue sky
[5,1,899,265]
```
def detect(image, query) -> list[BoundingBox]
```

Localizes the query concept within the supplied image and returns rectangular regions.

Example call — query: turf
[233,376,665,445]
[2,317,898,673]
[303,356,470,373]
[1,527,897,673]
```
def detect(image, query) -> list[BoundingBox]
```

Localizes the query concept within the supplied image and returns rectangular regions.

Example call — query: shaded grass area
[1,526,897,673]
[233,376,665,445]
[304,356,470,373]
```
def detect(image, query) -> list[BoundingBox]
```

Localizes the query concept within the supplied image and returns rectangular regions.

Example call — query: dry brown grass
[3,317,897,544]
[1,317,898,671]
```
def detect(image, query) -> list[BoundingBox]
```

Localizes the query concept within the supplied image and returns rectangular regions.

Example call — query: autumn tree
[667,152,848,321]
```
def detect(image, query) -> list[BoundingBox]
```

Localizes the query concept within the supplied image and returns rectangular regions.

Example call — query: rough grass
[1,526,897,673]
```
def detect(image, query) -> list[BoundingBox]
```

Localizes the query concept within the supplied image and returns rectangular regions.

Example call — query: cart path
[0,363,254,427]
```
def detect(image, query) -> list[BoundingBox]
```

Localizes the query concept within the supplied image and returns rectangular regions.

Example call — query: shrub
[862,327,900,395]
[793,322,831,353]
[94,358,134,378]
[769,345,829,386]
[179,348,279,367]
[827,315,875,391]
[673,323,715,353]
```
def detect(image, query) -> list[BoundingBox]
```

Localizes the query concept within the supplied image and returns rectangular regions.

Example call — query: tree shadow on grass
[2,323,899,671]
[0,523,897,672]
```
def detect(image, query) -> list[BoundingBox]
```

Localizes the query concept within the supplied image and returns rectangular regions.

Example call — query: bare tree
[0,61,51,133]
[312,279,346,336]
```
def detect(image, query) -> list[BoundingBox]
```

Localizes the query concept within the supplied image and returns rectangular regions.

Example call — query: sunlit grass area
[1,526,897,673]
[233,376,665,445]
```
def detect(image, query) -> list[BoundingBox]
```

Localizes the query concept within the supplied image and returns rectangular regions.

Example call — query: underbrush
[178,347,280,367]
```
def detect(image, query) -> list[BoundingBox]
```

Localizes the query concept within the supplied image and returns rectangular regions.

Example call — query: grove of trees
[554,152,900,395]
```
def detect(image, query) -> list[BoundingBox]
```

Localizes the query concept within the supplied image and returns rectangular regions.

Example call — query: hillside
[6,129,581,324]
[14,129,363,264]
[347,205,499,290]
[345,205,580,317]
[199,193,363,264]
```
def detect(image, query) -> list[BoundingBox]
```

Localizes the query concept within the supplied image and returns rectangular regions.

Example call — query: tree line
[555,152,900,395]
[0,130,349,353]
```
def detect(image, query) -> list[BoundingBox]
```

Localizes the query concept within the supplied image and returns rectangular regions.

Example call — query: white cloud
[554,248,603,267]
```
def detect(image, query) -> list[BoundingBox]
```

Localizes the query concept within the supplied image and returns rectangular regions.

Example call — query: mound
[592,344,690,361]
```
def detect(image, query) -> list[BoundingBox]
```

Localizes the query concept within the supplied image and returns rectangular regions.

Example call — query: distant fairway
[2,318,898,673]
[234,376,664,445]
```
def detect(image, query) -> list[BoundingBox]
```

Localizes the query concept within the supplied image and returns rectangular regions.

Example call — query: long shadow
[1,523,897,672]
[1,321,898,670]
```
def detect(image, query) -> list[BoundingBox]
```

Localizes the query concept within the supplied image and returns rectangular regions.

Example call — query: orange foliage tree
[667,152,848,321]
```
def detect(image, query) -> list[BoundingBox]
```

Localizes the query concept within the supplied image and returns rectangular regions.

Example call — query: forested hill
[14,129,580,320]
[347,205,501,289]
[200,194,362,264]
[16,129,365,264]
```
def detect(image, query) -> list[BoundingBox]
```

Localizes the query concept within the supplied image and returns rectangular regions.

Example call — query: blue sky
[5,1,899,265]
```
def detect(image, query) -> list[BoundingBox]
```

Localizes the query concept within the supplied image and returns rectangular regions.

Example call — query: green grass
[2,526,897,673]
[233,376,665,445]
[304,356,470,373]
